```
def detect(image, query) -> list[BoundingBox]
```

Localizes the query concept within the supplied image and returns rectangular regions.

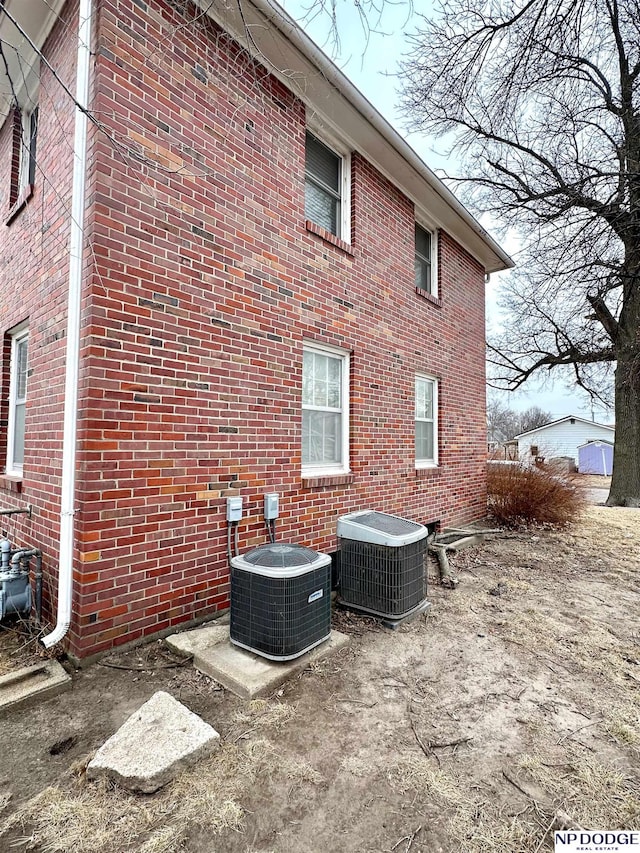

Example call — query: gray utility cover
[86,690,220,793]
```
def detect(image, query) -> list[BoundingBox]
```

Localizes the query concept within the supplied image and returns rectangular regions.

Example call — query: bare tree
[487,397,520,443]
[518,406,553,434]
[487,398,551,442]
[400,0,640,506]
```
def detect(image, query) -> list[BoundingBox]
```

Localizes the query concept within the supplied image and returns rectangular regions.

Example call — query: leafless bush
[487,461,585,527]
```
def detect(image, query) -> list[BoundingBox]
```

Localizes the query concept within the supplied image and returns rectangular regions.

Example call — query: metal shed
[578,440,614,476]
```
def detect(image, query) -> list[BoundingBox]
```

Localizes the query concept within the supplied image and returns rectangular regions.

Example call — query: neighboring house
[0,0,512,658]
[578,440,614,476]
[514,416,615,465]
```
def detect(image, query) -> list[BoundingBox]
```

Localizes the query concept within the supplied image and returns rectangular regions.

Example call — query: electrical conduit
[41,0,92,648]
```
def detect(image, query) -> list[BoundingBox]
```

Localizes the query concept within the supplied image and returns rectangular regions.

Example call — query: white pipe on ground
[41,0,92,648]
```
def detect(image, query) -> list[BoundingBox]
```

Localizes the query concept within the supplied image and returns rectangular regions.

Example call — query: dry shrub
[487,462,585,527]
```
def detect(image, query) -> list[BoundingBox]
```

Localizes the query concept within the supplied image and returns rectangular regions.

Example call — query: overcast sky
[280,0,613,424]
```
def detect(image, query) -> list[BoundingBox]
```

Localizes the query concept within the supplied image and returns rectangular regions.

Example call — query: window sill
[305,220,354,256]
[415,466,440,479]
[0,475,23,494]
[415,287,441,307]
[302,472,355,488]
[5,184,34,226]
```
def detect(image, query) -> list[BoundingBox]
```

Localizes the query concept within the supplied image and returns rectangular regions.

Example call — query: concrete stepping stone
[86,690,220,792]
[0,661,71,715]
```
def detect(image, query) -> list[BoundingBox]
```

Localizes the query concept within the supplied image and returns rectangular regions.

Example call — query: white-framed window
[302,343,350,475]
[415,375,438,467]
[304,130,351,241]
[9,61,39,208]
[18,105,39,192]
[415,223,437,296]
[6,326,29,476]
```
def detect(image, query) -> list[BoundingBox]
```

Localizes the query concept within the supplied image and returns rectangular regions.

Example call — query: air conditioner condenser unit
[230,543,331,661]
[337,510,429,624]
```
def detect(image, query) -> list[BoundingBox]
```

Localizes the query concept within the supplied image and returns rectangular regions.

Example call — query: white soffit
[0,0,66,122]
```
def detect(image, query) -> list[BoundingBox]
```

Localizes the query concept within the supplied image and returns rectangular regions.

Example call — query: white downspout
[41,0,92,648]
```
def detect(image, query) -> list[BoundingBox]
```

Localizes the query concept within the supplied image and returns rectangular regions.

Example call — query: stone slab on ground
[86,690,220,793]
[0,661,71,715]
[192,631,349,699]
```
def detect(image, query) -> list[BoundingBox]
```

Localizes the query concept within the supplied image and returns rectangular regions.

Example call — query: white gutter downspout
[42,0,92,648]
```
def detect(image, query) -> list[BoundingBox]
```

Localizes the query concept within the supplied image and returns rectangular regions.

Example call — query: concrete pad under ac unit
[165,626,349,700]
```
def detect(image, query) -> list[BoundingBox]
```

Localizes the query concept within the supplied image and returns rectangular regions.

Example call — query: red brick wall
[0,3,82,634]
[1,0,488,657]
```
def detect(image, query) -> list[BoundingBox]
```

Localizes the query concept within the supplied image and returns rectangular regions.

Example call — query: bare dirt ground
[0,504,638,853]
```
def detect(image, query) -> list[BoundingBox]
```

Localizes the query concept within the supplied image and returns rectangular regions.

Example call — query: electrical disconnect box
[226,496,243,522]
[264,493,279,520]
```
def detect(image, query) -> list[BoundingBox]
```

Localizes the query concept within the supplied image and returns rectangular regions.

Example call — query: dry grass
[0,792,12,815]
[487,462,585,527]
[340,754,375,777]
[389,759,536,853]
[0,729,275,852]
[0,621,51,676]
[232,698,297,730]
[603,704,640,748]
[518,744,640,828]
[389,739,640,853]
[406,505,640,852]
[576,474,612,488]
[0,698,321,853]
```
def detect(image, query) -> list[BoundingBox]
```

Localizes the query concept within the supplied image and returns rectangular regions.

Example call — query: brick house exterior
[0,0,512,658]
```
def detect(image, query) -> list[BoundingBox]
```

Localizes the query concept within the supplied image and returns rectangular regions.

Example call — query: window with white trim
[415,375,437,466]
[9,65,39,209]
[415,224,437,296]
[18,105,39,192]
[304,131,350,240]
[302,343,349,474]
[6,326,29,476]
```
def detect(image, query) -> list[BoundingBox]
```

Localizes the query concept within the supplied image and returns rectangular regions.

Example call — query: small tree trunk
[607,347,640,507]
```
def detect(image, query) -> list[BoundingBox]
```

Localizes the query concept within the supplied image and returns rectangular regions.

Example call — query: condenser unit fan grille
[242,543,321,569]
[337,510,427,546]
[349,512,419,536]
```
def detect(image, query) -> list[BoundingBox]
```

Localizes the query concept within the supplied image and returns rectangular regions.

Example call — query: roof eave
[514,416,616,439]
[0,0,66,123]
